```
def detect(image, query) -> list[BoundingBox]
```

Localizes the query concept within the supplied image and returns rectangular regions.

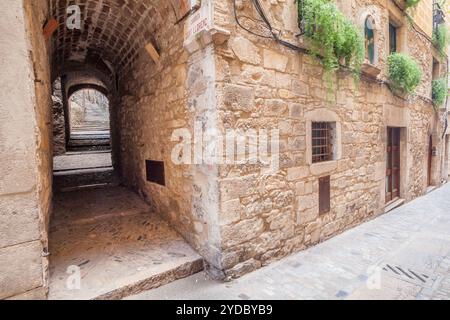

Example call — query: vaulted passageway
[2,0,222,300]
[14,0,203,299]
[46,0,202,299]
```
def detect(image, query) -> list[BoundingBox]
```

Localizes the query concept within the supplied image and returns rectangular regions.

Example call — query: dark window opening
[312,122,333,163]
[389,22,398,53]
[146,160,166,186]
[428,135,434,187]
[365,17,375,64]
[319,176,331,215]
[432,58,440,80]
[433,0,445,32]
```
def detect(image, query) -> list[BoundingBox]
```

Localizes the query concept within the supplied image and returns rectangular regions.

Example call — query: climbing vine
[432,78,448,108]
[387,53,422,94]
[297,0,364,76]
[405,0,421,9]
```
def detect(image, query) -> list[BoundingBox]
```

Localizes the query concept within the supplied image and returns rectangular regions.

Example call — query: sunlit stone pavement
[129,183,450,300]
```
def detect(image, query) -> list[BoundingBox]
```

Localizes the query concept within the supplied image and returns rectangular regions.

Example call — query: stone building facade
[212,0,450,277]
[0,0,449,299]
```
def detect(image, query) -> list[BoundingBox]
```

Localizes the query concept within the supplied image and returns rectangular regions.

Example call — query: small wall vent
[146,160,165,186]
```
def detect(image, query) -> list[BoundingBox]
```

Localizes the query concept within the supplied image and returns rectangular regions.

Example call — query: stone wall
[52,79,66,156]
[211,0,447,278]
[117,1,222,269]
[0,0,52,299]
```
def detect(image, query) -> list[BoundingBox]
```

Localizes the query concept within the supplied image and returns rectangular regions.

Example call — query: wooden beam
[145,42,160,64]
[43,18,58,40]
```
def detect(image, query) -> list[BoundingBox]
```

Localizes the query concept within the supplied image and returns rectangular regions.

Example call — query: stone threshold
[96,259,204,300]
[385,198,405,213]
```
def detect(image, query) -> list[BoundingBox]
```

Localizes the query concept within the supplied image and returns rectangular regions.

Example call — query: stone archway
[1,0,218,300]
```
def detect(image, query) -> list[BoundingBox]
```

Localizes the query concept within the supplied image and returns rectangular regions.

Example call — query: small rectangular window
[146,160,165,186]
[312,122,333,163]
[389,22,397,53]
[319,176,331,215]
[432,58,440,80]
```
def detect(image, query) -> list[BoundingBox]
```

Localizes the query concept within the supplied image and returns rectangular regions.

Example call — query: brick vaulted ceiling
[50,0,187,75]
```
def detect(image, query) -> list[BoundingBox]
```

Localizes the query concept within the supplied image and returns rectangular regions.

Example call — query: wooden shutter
[319,176,331,214]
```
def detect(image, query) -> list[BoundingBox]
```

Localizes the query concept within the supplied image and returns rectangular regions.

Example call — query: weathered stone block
[0,241,43,299]
[221,218,264,248]
[289,103,303,119]
[287,166,310,181]
[0,193,40,248]
[297,201,318,224]
[223,84,255,112]
[225,258,261,279]
[263,49,288,72]
[220,175,257,202]
[220,199,241,225]
[229,36,261,65]
[266,208,294,231]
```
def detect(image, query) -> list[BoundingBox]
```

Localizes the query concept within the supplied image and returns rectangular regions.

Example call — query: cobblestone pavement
[129,183,450,300]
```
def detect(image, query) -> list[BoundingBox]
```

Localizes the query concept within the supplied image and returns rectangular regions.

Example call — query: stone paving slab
[128,183,450,300]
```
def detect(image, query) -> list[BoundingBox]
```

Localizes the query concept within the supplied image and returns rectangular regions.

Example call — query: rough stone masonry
[0,0,449,299]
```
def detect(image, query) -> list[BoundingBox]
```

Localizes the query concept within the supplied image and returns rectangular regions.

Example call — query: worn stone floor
[48,186,203,300]
[128,183,450,300]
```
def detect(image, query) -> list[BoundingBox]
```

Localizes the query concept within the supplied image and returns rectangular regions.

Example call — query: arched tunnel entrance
[1,0,217,300]
[46,0,205,300]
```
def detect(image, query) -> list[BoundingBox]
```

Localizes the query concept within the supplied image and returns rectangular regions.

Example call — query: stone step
[53,167,119,192]
[67,144,111,152]
[94,259,204,300]
[49,187,204,300]
[68,138,110,147]
[67,138,111,152]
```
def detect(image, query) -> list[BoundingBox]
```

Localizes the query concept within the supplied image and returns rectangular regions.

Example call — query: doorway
[386,127,401,203]
[428,135,433,186]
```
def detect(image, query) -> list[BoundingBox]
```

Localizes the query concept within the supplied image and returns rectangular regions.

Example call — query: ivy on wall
[432,78,448,108]
[387,53,422,94]
[297,0,364,76]
[405,0,421,9]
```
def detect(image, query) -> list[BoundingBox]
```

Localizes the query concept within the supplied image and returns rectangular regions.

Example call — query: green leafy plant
[405,0,421,9]
[433,23,449,56]
[297,0,364,76]
[387,53,422,94]
[432,78,448,108]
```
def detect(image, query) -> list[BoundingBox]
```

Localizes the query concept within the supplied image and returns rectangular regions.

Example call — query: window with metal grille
[312,122,333,163]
